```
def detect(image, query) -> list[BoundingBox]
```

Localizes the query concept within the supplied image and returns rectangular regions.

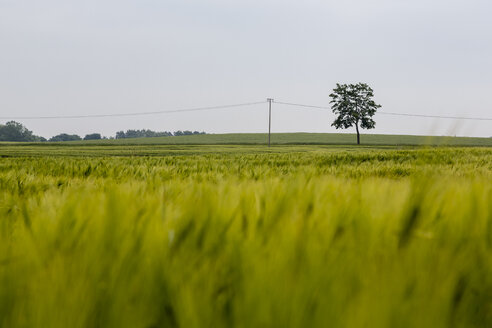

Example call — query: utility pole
[267,98,274,147]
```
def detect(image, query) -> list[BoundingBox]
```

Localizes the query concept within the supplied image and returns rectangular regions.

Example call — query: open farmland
[4,132,492,147]
[0,144,491,327]
[66,132,492,146]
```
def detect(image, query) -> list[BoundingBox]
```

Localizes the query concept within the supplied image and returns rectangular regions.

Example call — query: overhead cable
[274,100,492,121]
[0,101,266,120]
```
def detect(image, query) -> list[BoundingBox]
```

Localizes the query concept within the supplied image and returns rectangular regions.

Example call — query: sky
[1,0,491,138]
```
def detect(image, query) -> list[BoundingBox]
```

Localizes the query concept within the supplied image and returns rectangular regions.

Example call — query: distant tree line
[115,129,205,139]
[0,121,206,142]
[49,133,107,141]
[115,129,172,139]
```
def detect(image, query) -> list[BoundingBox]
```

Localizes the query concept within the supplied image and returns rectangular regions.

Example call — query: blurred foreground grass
[0,146,491,327]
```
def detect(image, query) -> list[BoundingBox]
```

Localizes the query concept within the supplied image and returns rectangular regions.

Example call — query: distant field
[2,132,491,147]
[0,144,405,157]
[79,132,492,146]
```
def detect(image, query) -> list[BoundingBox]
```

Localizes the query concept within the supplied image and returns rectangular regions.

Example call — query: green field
[3,132,492,147]
[1,144,491,327]
[77,132,492,146]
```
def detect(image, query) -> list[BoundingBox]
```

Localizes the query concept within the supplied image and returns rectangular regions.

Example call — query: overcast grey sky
[1,0,491,138]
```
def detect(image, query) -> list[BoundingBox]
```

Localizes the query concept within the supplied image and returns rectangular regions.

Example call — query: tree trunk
[355,123,360,145]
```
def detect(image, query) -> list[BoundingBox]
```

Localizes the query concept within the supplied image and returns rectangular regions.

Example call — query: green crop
[0,145,491,327]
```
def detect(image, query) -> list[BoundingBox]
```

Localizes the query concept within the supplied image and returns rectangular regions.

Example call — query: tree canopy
[330,83,381,144]
[0,121,45,142]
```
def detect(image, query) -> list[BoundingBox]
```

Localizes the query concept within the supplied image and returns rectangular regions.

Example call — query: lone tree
[330,83,381,145]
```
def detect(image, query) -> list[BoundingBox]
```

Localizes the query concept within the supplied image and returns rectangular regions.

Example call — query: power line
[275,101,330,110]
[0,101,267,120]
[1,99,491,122]
[275,100,492,121]
[376,112,492,121]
